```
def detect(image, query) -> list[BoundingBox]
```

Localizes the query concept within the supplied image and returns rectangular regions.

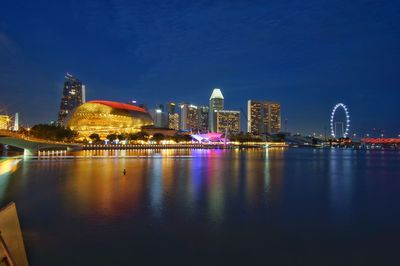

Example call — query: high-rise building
[215,110,240,135]
[167,102,176,114]
[180,103,200,132]
[198,106,209,132]
[57,73,85,125]
[209,88,224,132]
[168,113,179,130]
[167,102,179,130]
[180,103,189,130]
[247,100,281,135]
[150,104,168,127]
[188,105,200,132]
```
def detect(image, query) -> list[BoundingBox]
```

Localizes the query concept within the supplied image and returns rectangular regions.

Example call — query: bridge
[0,130,82,155]
[361,138,400,145]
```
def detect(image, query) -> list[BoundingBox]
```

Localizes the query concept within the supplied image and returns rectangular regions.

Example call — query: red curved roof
[89,100,147,113]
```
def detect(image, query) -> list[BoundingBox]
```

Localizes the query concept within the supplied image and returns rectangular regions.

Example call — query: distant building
[0,115,10,130]
[198,106,209,132]
[167,102,176,114]
[167,102,179,130]
[180,103,200,132]
[180,103,189,130]
[215,110,240,135]
[57,73,85,125]
[188,105,200,132]
[209,88,224,132]
[168,113,179,130]
[150,104,168,127]
[247,100,281,135]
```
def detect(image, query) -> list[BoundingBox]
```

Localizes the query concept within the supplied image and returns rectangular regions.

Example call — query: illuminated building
[150,105,168,127]
[215,110,240,135]
[0,115,11,130]
[180,103,189,130]
[168,113,179,130]
[248,100,281,135]
[167,102,179,130]
[167,102,176,114]
[58,73,86,125]
[209,88,224,132]
[180,103,199,132]
[198,106,209,132]
[67,100,153,139]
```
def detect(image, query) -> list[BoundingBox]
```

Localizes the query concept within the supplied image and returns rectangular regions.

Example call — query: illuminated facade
[215,110,240,135]
[58,73,86,125]
[167,102,179,130]
[209,88,224,132]
[67,100,153,139]
[248,100,281,135]
[180,103,200,132]
[150,105,168,128]
[0,115,10,130]
[199,106,209,132]
[168,113,179,130]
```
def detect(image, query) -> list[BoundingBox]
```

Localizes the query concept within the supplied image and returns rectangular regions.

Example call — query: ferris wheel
[330,103,350,138]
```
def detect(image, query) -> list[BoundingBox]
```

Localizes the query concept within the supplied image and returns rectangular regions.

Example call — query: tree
[172,134,192,143]
[117,134,126,141]
[128,132,149,142]
[106,133,117,142]
[151,133,165,143]
[30,124,78,142]
[89,133,100,142]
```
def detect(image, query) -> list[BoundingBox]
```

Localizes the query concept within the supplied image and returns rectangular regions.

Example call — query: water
[1,148,400,265]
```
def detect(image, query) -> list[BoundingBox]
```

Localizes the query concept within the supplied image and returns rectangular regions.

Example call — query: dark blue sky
[1,0,399,136]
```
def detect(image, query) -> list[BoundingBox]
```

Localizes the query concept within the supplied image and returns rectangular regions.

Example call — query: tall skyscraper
[167,102,176,114]
[247,100,281,135]
[215,110,240,135]
[198,106,209,132]
[180,103,189,130]
[57,73,85,125]
[180,103,200,132]
[209,88,224,132]
[167,102,179,130]
[168,113,179,130]
[188,105,200,132]
[150,104,168,127]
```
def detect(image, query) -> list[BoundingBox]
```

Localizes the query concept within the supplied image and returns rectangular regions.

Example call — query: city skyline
[1,1,399,136]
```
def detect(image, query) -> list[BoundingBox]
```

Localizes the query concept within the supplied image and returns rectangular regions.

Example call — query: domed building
[67,100,153,139]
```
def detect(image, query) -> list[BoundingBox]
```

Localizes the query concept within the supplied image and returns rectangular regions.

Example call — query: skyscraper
[247,100,281,135]
[167,102,179,130]
[180,103,189,130]
[198,106,209,132]
[209,88,224,132]
[57,73,85,125]
[180,103,200,132]
[215,110,240,135]
[188,105,200,132]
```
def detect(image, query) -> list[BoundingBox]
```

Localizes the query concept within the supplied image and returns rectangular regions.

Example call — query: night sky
[1,0,399,136]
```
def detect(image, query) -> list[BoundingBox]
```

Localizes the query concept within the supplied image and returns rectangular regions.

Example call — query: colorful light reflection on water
[0,148,400,265]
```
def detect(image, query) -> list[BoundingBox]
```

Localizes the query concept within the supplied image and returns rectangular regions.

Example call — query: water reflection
[0,157,22,201]
[2,149,400,265]
[44,149,285,224]
[329,149,354,219]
